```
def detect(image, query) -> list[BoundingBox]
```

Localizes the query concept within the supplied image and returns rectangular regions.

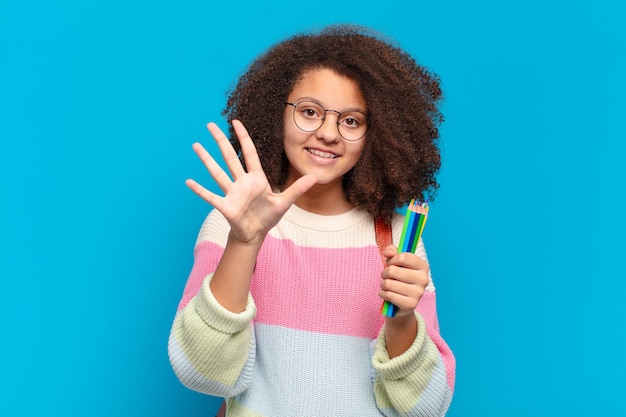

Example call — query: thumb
[281,173,318,204]
[383,245,398,258]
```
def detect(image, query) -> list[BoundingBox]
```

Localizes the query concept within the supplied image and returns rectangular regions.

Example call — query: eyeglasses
[285,101,368,141]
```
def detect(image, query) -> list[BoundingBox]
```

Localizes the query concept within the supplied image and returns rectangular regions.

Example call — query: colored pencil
[380,199,429,318]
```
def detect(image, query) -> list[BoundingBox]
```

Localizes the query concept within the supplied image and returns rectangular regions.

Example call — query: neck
[285,181,354,215]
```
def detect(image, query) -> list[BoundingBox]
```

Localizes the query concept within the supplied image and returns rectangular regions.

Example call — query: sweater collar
[282,203,371,232]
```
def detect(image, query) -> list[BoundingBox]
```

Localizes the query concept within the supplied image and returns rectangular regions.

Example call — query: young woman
[168,24,455,416]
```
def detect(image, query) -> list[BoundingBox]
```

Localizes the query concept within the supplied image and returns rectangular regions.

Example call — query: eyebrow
[292,96,368,114]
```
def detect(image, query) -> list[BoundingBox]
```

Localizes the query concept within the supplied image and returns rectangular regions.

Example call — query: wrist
[227,230,266,250]
[384,312,418,359]
[385,311,417,330]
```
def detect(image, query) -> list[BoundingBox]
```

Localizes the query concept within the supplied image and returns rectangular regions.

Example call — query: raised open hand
[186,120,318,245]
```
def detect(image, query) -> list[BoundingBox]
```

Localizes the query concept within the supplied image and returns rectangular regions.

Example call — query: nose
[315,110,342,142]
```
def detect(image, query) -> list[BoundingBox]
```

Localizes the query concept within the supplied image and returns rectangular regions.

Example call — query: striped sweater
[168,204,455,416]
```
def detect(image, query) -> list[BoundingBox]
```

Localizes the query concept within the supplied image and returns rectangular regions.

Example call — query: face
[283,68,367,190]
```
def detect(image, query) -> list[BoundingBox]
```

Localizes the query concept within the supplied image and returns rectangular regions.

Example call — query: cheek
[282,113,299,144]
[283,125,309,150]
[283,110,297,136]
[347,141,366,161]
[282,130,305,166]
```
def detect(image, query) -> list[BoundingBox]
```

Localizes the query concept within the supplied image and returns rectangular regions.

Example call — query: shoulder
[195,209,230,246]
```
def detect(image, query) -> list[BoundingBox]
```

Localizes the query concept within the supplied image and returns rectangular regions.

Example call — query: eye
[298,102,323,120]
[340,113,366,130]
[303,108,318,118]
[343,117,359,128]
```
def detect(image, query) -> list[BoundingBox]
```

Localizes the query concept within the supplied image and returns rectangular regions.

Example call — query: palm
[211,166,288,243]
[186,120,317,244]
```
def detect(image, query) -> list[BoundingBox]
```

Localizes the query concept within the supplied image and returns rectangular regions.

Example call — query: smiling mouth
[306,148,338,159]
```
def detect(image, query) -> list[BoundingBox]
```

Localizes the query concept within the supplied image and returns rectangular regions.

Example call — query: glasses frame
[285,101,368,142]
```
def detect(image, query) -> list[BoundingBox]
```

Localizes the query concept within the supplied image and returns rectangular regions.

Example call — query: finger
[379,278,425,310]
[378,288,421,313]
[385,250,429,271]
[380,276,429,296]
[206,122,246,179]
[185,178,223,208]
[232,119,263,172]
[191,142,233,193]
[382,265,429,286]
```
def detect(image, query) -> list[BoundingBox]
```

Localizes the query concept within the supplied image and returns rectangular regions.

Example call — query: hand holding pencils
[380,199,429,318]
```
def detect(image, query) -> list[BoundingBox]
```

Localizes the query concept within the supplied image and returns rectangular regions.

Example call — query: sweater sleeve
[167,211,257,397]
[371,233,456,416]
[372,307,453,416]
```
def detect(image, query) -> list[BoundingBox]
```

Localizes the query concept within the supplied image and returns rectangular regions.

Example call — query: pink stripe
[251,236,385,339]
[177,241,223,311]
[177,237,455,392]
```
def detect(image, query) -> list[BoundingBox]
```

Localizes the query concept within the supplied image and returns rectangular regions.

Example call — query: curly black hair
[223,24,443,220]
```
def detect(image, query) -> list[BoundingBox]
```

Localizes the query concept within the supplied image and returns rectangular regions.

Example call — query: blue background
[1,1,624,416]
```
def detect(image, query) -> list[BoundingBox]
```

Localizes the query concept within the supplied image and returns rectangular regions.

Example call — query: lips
[306,148,338,159]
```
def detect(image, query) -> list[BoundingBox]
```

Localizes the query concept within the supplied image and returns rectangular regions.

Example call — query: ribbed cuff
[194,273,257,334]
[372,312,430,380]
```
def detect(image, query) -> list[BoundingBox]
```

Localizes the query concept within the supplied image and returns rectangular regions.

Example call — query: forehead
[289,68,366,110]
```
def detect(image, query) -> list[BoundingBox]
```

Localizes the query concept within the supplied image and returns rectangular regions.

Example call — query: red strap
[216,401,226,417]
[374,216,392,266]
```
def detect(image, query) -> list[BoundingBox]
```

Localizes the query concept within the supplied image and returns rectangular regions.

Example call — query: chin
[309,173,343,187]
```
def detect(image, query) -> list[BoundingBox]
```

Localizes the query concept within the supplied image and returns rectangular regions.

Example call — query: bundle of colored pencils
[380,199,429,318]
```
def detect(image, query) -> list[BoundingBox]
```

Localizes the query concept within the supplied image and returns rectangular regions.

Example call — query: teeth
[307,148,337,159]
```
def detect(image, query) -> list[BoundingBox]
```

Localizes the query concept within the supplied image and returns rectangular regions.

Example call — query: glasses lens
[337,111,368,141]
[293,102,324,132]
